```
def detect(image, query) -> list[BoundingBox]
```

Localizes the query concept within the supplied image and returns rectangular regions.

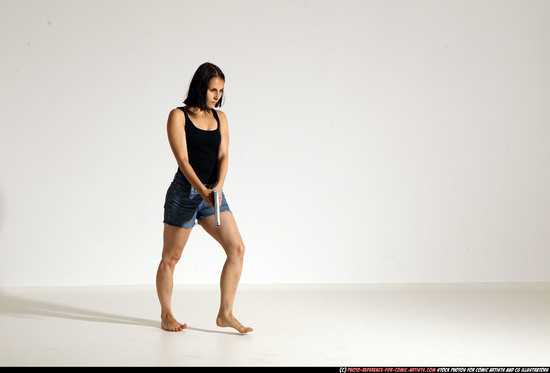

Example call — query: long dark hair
[183,62,225,111]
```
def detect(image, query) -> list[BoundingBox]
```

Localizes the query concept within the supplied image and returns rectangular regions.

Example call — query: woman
[156,62,253,334]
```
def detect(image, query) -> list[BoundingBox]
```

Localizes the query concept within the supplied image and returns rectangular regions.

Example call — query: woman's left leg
[199,211,253,333]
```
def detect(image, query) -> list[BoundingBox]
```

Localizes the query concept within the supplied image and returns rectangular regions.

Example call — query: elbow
[217,153,228,163]
[176,158,191,170]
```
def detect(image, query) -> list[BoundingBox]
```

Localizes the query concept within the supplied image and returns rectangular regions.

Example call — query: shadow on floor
[0,289,245,336]
[0,289,159,328]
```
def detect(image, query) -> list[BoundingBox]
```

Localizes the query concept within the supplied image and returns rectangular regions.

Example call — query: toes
[162,321,187,332]
[236,324,253,334]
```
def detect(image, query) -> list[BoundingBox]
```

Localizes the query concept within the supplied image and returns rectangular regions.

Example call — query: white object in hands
[214,190,220,226]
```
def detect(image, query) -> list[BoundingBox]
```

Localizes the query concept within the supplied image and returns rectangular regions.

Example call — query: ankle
[217,310,233,319]
[161,310,174,319]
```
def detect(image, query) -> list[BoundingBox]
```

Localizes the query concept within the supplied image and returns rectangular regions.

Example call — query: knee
[160,250,181,269]
[226,242,245,261]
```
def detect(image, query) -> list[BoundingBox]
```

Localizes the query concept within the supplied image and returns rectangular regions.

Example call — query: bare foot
[161,314,187,332]
[216,313,253,334]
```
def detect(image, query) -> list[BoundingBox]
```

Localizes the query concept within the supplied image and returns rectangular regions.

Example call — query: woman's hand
[213,186,223,207]
[199,187,214,208]
[199,186,222,208]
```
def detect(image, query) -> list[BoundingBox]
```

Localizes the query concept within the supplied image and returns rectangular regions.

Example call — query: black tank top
[176,107,221,185]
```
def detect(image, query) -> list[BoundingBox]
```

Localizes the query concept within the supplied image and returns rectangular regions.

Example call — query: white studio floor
[0,283,549,367]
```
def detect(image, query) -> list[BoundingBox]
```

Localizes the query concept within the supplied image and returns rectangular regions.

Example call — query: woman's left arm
[216,110,230,196]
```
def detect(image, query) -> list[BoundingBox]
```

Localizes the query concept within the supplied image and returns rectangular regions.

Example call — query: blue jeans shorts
[163,172,231,228]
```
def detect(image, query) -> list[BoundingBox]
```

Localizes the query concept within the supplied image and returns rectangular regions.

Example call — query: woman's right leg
[156,223,192,331]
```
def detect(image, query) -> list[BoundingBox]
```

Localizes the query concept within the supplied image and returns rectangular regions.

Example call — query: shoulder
[169,107,185,117]
[214,110,228,132]
[167,107,186,128]
[168,107,186,121]
[214,109,228,123]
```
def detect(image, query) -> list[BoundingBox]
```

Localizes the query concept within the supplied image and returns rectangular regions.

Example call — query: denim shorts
[163,172,231,228]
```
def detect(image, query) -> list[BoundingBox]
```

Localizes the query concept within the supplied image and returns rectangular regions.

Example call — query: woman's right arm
[166,109,211,203]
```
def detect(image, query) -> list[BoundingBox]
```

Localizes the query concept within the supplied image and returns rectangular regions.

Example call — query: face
[206,77,224,109]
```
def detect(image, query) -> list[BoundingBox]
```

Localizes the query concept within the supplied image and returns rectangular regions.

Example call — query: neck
[187,106,212,116]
